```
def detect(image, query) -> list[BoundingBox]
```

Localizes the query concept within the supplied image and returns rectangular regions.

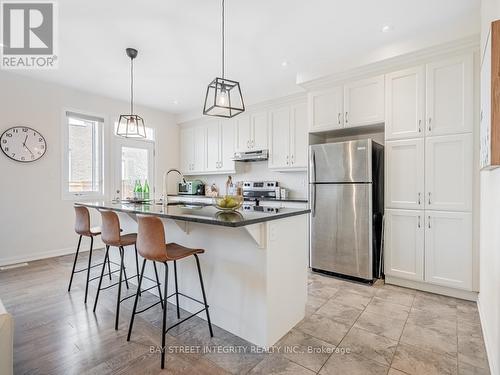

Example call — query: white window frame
[61,109,105,200]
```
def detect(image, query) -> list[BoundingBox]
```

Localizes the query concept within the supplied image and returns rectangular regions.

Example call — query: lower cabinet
[385,209,472,291]
[424,211,472,290]
[384,209,424,281]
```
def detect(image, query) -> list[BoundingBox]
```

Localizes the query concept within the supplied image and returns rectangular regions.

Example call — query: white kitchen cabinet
[236,115,251,152]
[426,54,473,136]
[344,75,385,128]
[206,121,220,172]
[385,139,424,210]
[385,66,425,140]
[192,125,207,173]
[180,127,195,173]
[384,209,425,281]
[425,134,472,211]
[308,87,343,132]
[252,111,268,150]
[424,211,472,290]
[219,120,236,172]
[269,107,290,169]
[290,102,308,168]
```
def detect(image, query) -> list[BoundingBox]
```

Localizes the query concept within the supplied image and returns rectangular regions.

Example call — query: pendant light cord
[221,0,225,79]
[130,57,134,114]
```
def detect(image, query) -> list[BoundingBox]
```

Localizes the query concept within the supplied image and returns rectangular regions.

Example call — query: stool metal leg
[107,255,112,280]
[84,236,94,304]
[115,246,125,330]
[127,259,146,341]
[173,260,180,319]
[194,254,213,337]
[123,249,129,290]
[93,245,109,312]
[134,245,141,296]
[153,261,164,309]
[161,262,169,369]
[68,235,82,292]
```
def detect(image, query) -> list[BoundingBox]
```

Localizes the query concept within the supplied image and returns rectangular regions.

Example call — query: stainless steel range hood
[233,149,269,162]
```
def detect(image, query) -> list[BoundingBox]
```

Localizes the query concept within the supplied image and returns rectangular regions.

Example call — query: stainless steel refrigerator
[309,139,384,282]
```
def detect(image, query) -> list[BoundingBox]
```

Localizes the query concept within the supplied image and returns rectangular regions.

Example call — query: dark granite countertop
[76,201,310,228]
[168,194,308,203]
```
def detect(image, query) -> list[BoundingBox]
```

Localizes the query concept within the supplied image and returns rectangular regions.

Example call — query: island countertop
[76,201,310,227]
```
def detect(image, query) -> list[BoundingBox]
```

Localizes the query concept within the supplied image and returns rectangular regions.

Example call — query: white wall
[0,71,178,266]
[478,1,500,374]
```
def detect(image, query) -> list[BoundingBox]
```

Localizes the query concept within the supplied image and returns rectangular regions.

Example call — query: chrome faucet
[162,168,185,205]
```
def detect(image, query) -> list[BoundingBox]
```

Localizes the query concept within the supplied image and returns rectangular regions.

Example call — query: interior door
[385,139,424,209]
[219,119,235,172]
[426,54,473,136]
[385,66,425,140]
[251,111,268,150]
[425,134,472,211]
[206,121,220,172]
[114,138,154,200]
[269,107,290,169]
[425,211,472,290]
[384,209,424,281]
[291,102,308,168]
[344,75,385,128]
[308,87,343,131]
[310,183,372,280]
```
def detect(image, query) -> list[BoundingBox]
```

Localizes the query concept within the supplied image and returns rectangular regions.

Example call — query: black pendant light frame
[203,0,245,118]
[117,48,147,138]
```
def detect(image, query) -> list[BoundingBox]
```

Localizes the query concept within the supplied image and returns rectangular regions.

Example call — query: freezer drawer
[310,183,373,279]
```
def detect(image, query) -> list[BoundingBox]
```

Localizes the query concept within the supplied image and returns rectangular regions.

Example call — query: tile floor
[0,250,491,374]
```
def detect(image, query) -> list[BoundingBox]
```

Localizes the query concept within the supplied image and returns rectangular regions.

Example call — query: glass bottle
[143,179,150,200]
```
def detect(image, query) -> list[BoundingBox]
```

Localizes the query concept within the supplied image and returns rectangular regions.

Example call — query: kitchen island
[76,201,310,348]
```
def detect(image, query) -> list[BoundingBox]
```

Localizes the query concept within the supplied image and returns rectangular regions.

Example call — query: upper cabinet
[235,112,268,152]
[308,75,384,132]
[426,54,473,136]
[344,75,385,128]
[180,127,195,173]
[385,67,425,140]
[308,87,343,132]
[235,115,252,152]
[268,102,308,171]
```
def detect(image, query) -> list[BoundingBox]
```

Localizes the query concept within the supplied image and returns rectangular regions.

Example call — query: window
[62,111,104,199]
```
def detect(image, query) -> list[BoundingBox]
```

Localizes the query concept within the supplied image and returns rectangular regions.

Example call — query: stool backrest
[74,206,91,235]
[136,214,167,261]
[99,210,121,245]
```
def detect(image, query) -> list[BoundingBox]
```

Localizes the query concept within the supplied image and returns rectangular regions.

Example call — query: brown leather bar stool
[93,210,143,330]
[127,214,213,369]
[68,205,112,304]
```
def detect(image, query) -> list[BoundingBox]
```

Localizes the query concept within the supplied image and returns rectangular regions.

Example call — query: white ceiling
[14,0,480,117]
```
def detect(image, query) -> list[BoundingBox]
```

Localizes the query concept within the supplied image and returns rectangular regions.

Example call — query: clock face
[1,126,47,163]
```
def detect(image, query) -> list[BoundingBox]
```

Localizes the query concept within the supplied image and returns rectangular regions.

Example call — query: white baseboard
[0,242,105,267]
[477,296,497,375]
[385,275,478,301]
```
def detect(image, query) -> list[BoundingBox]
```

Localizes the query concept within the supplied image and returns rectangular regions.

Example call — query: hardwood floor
[0,250,491,374]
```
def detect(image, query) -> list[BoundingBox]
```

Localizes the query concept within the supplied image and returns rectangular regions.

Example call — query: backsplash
[188,162,308,199]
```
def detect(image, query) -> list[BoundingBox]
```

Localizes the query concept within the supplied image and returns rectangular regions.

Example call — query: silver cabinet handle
[246,140,250,149]
[417,216,421,228]
[291,154,294,165]
[286,155,289,165]
[337,113,341,125]
[251,140,255,148]
[428,192,431,205]
[418,192,421,205]
[345,112,349,124]
[418,119,422,133]
[428,117,432,132]
[428,215,431,229]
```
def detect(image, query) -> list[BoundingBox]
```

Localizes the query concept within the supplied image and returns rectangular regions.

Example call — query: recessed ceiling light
[173,100,179,105]
[381,25,393,33]
[281,60,288,68]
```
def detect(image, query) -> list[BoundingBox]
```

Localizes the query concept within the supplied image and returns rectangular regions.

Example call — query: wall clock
[1,126,47,163]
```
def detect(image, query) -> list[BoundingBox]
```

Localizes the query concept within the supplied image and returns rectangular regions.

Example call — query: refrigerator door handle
[311,183,316,217]
[310,149,316,217]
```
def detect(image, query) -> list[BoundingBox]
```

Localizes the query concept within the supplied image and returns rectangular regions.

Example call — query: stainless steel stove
[242,181,279,200]
[242,201,280,213]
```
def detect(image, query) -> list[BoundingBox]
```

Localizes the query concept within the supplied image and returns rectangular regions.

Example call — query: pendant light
[203,0,245,118]
[116,48,146,138]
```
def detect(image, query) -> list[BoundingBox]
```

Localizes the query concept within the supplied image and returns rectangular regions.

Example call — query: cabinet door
[219,120,236,172]
[385,139,424,209]
[426,54,473,136]
[291,102,308,168]
[180,127,194,173]
[425,134,472,211]
[344,75,384,128]
[308,87,343,131]
[425,211,472,290]
[235,115,251,152]
[268,107,290,169]
[192,126,207,173]
[251,111,268,149]
[206,121,220,172]
[385,66,425,140]
[384,209,424,281]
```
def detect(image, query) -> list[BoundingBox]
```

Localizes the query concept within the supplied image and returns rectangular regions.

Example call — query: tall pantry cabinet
[384,53,475,292]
